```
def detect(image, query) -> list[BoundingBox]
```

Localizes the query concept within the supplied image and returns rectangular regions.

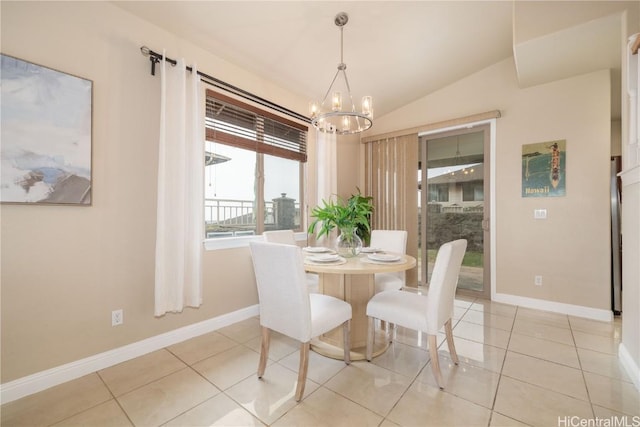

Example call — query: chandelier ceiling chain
[450,136,475,176]
[310,12,373,135]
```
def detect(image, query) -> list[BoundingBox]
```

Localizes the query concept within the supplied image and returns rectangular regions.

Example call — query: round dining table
[304,250,417,360]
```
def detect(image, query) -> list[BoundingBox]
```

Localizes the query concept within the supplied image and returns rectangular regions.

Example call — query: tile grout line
[568,316,598,420]
[192,337,288,426]
[486,304,518,427]
[381,321,434,422]
[378,297,492,426]
[94,371,137,427]
[41,372,134,427]
[11,305,630,426]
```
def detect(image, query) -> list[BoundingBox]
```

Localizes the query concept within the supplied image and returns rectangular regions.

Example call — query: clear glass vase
[335,227,363,258]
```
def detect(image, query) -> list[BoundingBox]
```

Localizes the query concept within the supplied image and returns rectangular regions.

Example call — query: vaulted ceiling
[114,1,638,120]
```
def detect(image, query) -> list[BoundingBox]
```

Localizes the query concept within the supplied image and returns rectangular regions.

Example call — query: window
[204,89,307,239]
[462,180,484,201]
[428,183,449,202]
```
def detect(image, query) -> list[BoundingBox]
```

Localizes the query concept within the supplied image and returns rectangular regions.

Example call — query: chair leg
[380,321,395,342]
[428,334,444,390]
[258,326,270,378]
[343,320,351,365]
[444,319,459,365]
[366,316,375,361]
[295,342,310,401]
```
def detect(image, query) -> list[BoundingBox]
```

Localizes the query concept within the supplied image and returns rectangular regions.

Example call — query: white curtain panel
[316,131,337,205]
[314,131,337,246]
[154,52,204,316]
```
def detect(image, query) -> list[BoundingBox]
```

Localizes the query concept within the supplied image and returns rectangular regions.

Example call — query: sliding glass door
[418,125,490,298]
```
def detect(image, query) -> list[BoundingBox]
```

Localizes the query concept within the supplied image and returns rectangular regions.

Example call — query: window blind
[365,134,419,286]
[205,89,307,162]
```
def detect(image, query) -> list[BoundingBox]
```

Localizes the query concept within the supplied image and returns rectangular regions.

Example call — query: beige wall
[3,0,639,390]
[368,4,638,379]
[368,59,612,310]
[336,134,362,199]
[0,1,310,383]
[612,119,622,157]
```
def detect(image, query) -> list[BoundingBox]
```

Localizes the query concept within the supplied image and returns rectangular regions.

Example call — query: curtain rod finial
[140,46,150,56]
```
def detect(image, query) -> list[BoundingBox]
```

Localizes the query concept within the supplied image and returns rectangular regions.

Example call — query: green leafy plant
[308,190,374,245]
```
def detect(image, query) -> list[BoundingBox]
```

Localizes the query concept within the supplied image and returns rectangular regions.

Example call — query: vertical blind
[365,134,419,286]
[365,135,418,231]
[205,89,307,162]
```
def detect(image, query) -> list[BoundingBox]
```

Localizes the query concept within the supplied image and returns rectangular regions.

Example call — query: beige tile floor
[3,296,637,427]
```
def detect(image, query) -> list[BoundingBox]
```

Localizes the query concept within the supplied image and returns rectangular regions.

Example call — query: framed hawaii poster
[1,54,92,205]
[522,140,566,197]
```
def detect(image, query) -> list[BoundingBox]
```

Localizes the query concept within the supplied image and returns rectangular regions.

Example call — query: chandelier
[309,12,373,135]
[449,137,475,176]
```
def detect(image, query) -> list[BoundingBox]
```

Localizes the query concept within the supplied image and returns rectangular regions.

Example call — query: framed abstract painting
[1,54,92,205]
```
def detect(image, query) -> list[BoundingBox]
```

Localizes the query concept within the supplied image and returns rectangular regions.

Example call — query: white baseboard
[492,293,613,322]
[619,343,640,391]
[0,304,260,404]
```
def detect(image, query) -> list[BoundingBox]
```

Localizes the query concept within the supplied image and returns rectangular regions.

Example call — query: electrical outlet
[534,209,547,219]
[111,309,123,326]
[534,275,543,286]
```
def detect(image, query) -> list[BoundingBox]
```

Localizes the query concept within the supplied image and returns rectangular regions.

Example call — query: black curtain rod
[140,46,310,124]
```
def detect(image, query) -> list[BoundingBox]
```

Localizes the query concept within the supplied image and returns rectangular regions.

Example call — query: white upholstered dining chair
[263,230,319,293]
[365,239,467,389]
[369,230,408,293]
[262,229,297,245]
[249,241,352,401]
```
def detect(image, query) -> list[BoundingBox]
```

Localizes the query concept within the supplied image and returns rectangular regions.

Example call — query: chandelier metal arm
[320,68,342,107]
[340,69,357,112]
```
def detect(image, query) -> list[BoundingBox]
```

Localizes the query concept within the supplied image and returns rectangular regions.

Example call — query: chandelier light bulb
[362,96,373,117]
[309,101,319,118]
[342,116,350,131]
[332,92,342,111]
